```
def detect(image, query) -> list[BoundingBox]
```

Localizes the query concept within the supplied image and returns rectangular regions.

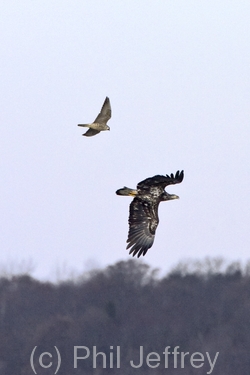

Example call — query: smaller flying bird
[116,170,184,258]
[78,97,111,137]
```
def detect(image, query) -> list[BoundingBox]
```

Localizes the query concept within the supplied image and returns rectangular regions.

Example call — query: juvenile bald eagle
[78,97,111,137]
[116,170,184,257]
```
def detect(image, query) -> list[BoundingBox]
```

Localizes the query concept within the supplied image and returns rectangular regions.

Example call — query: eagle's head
[161,192,179,201]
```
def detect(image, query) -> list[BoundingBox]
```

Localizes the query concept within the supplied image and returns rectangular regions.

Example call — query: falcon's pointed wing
[126,197,159,258]
[94,97,111,124]
[82,128,100,137]
[137,170,184,191]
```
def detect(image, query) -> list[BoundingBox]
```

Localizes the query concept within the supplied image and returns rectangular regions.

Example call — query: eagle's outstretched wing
[94,97,111,123]
[126,198,159,258]
[137,170,184,191]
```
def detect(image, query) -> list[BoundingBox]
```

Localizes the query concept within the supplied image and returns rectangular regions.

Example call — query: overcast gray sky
[0,1,249,280]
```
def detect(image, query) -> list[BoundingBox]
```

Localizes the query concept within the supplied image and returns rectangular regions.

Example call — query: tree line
[0,258,249,374]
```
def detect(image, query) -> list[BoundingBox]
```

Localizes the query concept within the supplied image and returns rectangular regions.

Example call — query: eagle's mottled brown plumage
[116,170,184,257]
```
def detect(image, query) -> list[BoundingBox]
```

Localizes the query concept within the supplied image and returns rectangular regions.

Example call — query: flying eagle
[78,97,111,137]
[116,170,184,257]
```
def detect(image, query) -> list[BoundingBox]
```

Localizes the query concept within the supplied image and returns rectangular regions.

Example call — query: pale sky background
[0,1,249,280]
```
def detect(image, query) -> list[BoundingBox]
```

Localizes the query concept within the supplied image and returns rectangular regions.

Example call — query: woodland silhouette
[0,258,249,374]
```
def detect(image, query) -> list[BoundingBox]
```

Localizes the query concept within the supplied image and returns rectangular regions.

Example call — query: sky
[0,1,250,281]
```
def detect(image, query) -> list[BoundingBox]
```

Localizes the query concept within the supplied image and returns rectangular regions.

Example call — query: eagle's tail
[78,124,89,127]
[116,187,138,197]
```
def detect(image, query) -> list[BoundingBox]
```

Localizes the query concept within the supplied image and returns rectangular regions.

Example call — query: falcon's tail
[78,124,89,127]
[116,187,138,197]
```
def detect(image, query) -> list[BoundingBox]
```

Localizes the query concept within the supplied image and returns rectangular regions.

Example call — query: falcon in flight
[116,170,184,257]
[78,97,111,137]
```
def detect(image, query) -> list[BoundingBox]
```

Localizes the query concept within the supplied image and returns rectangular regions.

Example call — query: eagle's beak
[165,193,179,200]
[170,194,179,200]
